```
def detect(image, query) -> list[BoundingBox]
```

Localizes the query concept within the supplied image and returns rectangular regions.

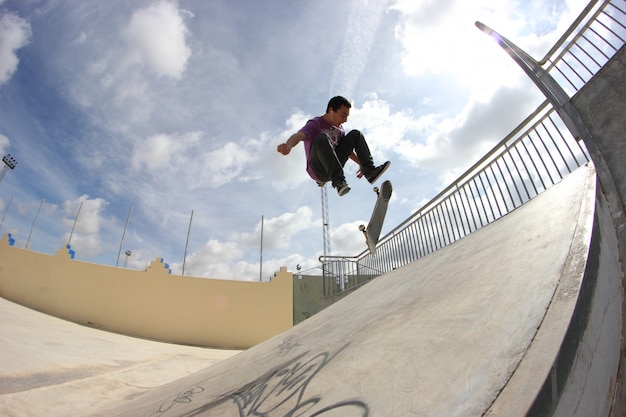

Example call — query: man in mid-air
[277,96,390,196]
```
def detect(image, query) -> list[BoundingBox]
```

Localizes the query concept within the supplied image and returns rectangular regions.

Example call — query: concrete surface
[0,164,608,416]
[0,299,240,417]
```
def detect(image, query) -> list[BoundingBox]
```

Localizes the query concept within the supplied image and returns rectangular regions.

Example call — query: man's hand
[277,143,291,155]
[353,152,364,178]
[278,132,304,156]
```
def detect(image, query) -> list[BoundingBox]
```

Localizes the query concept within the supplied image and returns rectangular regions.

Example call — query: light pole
[124,249,132,268]
[0,154,17,185]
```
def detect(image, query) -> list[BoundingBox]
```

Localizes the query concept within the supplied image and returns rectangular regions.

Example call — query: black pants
[309,130,375,185]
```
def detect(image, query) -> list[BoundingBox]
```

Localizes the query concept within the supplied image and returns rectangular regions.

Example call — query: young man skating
[277,96,390,196]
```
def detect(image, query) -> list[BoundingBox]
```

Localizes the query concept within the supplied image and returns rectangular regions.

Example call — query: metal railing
[319,0,624,291]
[542,0,626,96]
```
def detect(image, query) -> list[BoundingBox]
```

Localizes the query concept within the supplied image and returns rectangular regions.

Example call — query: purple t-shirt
[298,116,345,181]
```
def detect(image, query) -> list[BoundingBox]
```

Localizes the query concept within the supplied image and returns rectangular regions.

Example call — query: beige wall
[0,235,293,349]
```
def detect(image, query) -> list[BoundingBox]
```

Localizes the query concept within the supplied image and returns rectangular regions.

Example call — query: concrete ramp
[0,298,241,417]
[98,164,606,416]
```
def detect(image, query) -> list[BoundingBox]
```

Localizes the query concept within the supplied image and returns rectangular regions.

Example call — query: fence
[319,0,624,293]
[542,0,626,96]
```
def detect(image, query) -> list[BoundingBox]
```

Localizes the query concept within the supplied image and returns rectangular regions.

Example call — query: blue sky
[0,0,587,280]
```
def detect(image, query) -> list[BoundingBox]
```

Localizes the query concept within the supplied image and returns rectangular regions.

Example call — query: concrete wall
[292,274,378,325]
[527,180,622,417]
[0,238,293,349]
[553,178,623,416]
[292,275,326,325]
[570,45,626,416]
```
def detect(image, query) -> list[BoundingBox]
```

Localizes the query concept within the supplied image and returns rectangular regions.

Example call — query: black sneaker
[333,181,351,196]
[365,161,391,184]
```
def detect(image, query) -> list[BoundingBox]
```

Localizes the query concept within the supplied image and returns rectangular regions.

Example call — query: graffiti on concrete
[149,387,205,416]
[278,335,301,356]
[149,342,369,416]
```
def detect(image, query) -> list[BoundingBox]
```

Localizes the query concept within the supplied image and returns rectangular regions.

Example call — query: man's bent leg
[336,130,376,172]
[310,134,346,184]
[338,130,390,184]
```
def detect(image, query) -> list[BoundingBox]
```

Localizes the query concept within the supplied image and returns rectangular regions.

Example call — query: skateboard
[359,180,392,255]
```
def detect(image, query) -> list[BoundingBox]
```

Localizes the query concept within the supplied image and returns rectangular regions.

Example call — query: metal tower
[321,184,331,256]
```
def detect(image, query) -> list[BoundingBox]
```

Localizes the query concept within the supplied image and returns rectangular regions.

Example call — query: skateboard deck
[359,180,392,255]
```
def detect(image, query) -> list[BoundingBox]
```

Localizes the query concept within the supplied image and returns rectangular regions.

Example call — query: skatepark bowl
[1,1,626,416]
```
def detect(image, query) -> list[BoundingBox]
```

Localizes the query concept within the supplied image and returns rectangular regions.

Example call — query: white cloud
[170,207,319,280]
[131,132,200,171]
[130,131,261,189]
[61,195,110,257]
[0,12,31,86]
[395,83,542,179]
[63,1,193,130]
[177,248,320,282]
[232,206,317,250]
[391,0,521,94]
[205,141,259,185]
[358,0,588,183]
[331,221,370,255]
[124,0,192,80]
[0,134,9,153]
[390,0,591,96]
[267,110,312,190]
[184,239,243,271]
[330,0,393,96]
[347,96,435,161]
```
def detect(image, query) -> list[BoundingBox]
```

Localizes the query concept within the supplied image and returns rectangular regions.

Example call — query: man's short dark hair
[327,96,351,113]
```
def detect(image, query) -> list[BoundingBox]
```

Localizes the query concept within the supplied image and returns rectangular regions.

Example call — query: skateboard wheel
[359,224,366,232]
[373,187,379,194]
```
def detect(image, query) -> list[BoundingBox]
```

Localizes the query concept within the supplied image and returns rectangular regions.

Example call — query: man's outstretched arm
[277,132,305,155]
